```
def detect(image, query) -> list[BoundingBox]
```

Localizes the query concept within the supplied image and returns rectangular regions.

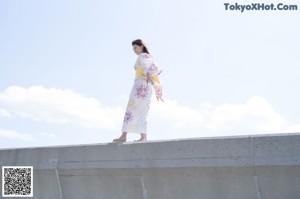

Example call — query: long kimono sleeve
[138,53,151,74]
[138,53,162,77]
[139,53,163,100]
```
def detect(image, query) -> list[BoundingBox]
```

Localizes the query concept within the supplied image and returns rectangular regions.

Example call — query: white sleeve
[139,53,162,76]
[138,53,151,74]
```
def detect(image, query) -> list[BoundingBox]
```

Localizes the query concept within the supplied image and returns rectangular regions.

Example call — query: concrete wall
[1,133,300,199]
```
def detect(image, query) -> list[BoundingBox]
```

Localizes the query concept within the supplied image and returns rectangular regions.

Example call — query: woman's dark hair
[132,39,150,54]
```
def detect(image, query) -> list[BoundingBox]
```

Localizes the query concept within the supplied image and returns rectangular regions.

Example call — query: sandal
[113,138,127,142]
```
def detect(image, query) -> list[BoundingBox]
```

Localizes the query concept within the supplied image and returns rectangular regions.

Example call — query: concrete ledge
[1,133,300,199]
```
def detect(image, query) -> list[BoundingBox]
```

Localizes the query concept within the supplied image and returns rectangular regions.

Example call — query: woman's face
[132,44,144,55]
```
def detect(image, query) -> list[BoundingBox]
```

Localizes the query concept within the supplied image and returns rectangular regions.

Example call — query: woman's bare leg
[135,133,147,141]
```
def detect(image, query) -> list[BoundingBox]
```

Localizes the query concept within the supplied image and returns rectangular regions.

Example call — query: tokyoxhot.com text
[224,3,298,12]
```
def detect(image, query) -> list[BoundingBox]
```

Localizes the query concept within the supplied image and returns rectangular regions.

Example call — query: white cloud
[0,85,124,129]
[151,96,295,134]
[205,96,287,132]
[37,132,57,138]
[0,107,12,118]
[284,125,300,133]
[0,85,297,136]
[0,129,34,141]
[151,97,204,128]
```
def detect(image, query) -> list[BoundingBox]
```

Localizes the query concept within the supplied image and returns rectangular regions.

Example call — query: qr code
[2,166,33,197]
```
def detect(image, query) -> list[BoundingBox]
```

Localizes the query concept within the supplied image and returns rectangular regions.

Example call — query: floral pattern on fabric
[135,84,149,100]
[123,111,133,124]
[153,84,163,99]
[148,63,158,75]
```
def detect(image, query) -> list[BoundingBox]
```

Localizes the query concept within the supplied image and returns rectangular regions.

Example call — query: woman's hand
[157,70,163,76]
[146,72,154,85]
[156,96,164,102]
[153,84,164,102]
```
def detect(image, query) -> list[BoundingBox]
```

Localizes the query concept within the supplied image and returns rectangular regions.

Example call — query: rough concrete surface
[1,133,300,199]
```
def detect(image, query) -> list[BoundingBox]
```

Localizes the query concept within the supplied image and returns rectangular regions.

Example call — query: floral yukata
[121,52,163,134]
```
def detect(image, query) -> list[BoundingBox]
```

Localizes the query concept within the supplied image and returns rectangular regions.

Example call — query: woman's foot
[113,132,127,142]
[134,133,147,142]
[113,137,127,142]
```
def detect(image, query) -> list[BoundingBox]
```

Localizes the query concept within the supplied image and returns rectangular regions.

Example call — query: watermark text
[224,3,298,12]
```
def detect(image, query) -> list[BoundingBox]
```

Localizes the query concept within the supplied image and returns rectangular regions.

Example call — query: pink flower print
[149,64,157,74]
[123,111,133,124]
[135,84,149,100]
[154,84,162,98]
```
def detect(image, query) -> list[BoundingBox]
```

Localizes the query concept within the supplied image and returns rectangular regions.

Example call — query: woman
[113,39,163,142]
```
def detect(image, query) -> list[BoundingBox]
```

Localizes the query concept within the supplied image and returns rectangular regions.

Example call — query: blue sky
[0,0,299,149]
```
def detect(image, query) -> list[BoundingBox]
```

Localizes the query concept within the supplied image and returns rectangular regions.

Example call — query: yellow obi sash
[135,67,160,84]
